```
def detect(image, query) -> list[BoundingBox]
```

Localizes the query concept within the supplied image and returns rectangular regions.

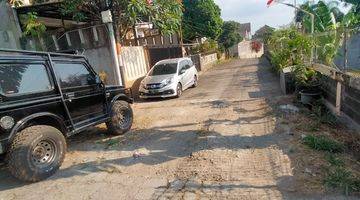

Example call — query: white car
[139,58,198,99]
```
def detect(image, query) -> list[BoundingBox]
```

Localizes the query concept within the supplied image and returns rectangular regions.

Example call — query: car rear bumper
[139,89,176,99]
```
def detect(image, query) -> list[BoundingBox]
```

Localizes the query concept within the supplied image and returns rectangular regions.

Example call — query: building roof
[239,23,251,32]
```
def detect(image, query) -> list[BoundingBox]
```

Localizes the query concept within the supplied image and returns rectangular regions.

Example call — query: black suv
[0,49,133,182]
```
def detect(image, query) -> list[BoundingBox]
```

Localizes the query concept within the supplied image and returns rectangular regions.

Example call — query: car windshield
[149,63,178,76]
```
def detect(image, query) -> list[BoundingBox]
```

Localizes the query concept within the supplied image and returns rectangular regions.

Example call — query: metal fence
[313,27,360,74]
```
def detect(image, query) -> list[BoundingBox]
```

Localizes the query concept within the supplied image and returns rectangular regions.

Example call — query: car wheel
[6,125,66,182]
[192,75,198,88]
[106,100,133,135]
[176,83,182,98]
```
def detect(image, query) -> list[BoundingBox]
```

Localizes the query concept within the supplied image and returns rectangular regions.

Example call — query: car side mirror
[180,69,186,75]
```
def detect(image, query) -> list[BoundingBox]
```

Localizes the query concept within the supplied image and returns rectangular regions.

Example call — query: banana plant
[297,0,358,67]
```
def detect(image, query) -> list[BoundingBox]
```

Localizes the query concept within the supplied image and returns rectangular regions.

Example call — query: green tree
[182,0,223,41]
[252,25,275,44]
[2,0,183,40]
[60,0,183,39]
[218,21,243,57]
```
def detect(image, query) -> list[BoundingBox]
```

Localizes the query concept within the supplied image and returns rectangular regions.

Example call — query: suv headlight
[160,78,173,88]
[0,116,15,130]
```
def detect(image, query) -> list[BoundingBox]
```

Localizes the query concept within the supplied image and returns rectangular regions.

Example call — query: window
[188,60,194,67]
[149,63,178,76]
[182,60,191,70]
[54,62,96,88]
[0,63,52,95]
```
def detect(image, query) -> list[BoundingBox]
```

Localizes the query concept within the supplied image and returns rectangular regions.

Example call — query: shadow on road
[1,57,350,199]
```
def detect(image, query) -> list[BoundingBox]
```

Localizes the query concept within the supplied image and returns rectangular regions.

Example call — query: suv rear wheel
[106,100,133,135]
[6,125,66,182]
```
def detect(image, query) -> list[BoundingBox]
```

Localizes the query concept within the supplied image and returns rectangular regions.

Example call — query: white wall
[200,53,217,66]
[238,41,264,59]
[84,47,116,85]
[118,46,149,86]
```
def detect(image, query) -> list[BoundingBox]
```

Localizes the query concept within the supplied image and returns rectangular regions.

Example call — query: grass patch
[325,154,345,167]
[324,167,360,195]
[303,135,344,153]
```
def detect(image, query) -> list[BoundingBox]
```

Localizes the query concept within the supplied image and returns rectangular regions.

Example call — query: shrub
[190,39,218,54]
[267,27,313,72]
[250,40,262,53]
[303,134,344,153]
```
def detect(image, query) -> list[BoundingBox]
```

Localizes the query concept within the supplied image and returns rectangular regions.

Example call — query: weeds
[325,154,345,167]
[303,135,344,153]
[323,155,359,195]
[311,102,338,127]
[324,166,360,195]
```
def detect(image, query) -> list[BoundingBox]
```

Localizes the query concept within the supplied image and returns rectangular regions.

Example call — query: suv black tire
[6,125,66,182]
[106,100,133,135]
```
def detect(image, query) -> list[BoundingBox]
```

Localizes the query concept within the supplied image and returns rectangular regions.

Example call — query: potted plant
[293,65,322,105]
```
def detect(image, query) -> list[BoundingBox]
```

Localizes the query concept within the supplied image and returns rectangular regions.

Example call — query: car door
[53,61,106,125]
[178,60,188,87]
[183,60,193,88]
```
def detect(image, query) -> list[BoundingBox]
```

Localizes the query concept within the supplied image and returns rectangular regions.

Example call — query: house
[239,23,251,40]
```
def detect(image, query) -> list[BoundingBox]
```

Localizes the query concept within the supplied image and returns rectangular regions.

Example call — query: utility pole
[102,10,123,86]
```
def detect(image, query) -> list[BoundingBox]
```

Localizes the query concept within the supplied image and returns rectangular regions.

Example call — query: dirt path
[0,58,353,200]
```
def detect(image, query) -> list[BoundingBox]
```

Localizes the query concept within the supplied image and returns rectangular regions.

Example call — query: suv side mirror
[95,75,102,84]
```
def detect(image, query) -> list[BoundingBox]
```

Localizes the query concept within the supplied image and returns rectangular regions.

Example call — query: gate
[147,46,183,67]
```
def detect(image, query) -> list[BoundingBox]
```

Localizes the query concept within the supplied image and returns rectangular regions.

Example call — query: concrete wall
[190,52,217,72]
[118,46,149,87]
[200,53,217,71]
[19,25,118,85]
[315,64,360,127]
[342,74,360,124]
[334,32,360,71]
[84,46,116,85]
[237,41,264,59]
[0,2,22,49]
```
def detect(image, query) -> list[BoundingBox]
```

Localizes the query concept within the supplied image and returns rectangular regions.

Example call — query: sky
[214,0,351,33]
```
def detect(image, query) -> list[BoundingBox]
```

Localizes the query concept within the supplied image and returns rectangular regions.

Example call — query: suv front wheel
[6,125,66,182]
[106,100,133,135]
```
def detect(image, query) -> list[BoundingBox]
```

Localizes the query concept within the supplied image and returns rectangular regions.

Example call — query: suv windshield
[149,63,178,76]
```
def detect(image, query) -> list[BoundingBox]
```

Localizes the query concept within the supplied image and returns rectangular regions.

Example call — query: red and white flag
[267,0,275,6]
